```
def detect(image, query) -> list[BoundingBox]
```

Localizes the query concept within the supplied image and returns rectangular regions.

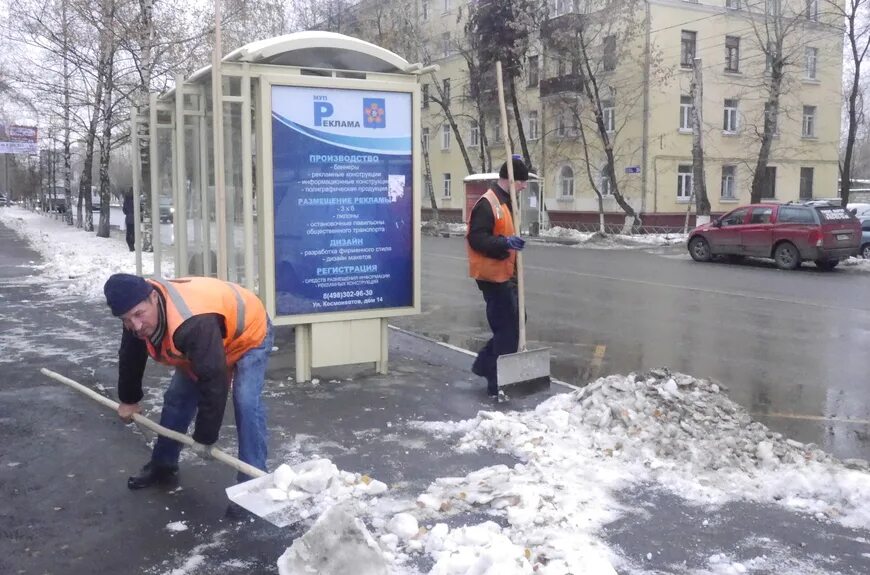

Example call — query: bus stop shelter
[132,32,431,379]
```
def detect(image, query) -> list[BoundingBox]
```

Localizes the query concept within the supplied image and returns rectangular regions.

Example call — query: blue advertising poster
[271,85,414,317]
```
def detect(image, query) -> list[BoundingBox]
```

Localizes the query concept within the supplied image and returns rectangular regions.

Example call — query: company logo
[363,99,386,129]
[313,98,360,128]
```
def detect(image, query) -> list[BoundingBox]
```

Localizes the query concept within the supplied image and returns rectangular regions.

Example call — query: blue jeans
[152,320,274,481]
[472,282,519,394]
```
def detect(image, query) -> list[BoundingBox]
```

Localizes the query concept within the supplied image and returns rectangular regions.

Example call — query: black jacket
[467,184,515,288]
[117,313,229,445]
[122,194,134,226]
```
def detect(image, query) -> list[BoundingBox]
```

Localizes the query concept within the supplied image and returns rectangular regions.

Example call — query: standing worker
[467,157,528,398]
[122,189,135,252]
[103,273,274,491]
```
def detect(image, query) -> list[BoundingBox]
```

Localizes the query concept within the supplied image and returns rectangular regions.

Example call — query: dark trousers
[125,223,134,251]
[472,281,519,394]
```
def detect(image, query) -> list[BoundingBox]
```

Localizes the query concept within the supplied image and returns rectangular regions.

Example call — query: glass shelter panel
[156,123,176,266]
[184,113,209,276]
[223,100,246,284]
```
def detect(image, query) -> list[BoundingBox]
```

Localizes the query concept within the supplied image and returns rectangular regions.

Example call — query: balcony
[541,12,585,51]
[540,74,584,98]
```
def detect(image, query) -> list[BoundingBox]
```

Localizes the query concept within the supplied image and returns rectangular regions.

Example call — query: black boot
[127,461,178,490]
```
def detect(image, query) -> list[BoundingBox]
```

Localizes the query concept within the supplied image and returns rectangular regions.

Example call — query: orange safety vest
[145,277,268,377]
[467,189,516,283]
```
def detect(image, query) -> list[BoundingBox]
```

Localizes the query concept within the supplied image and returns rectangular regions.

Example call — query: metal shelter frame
[131,32,434,380]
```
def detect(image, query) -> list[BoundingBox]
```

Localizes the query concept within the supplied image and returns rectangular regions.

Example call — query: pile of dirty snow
[841,256,870,273]
[540,226,687,247]
[411,369,870,536]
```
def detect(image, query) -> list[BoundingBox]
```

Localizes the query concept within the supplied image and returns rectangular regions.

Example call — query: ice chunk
[387,512,419,540]
[272,464,296,491]
[292,459,339,493]
[277,504,388,575]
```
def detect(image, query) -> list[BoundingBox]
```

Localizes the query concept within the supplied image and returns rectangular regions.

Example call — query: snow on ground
[422,221,688,249]
[541,225,688,248]
[0,206,168,300]
[840,256,870,273]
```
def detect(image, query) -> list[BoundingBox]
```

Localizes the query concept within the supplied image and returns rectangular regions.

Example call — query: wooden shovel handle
[40,368,266,479]
[495,61,527,352]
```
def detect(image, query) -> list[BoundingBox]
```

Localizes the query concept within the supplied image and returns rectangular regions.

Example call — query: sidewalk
[2,216,870,574]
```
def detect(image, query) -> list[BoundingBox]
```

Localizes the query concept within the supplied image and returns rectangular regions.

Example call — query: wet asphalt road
[393,236,870,461]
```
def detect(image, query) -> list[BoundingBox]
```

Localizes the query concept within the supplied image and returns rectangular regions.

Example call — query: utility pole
[690,57,710,225]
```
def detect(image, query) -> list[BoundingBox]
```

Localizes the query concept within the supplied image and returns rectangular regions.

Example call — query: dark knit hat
[498,156,529,181]
[104,273,153,317]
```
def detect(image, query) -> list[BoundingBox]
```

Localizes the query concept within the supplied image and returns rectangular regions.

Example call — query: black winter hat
[498,157,529,181]
[104,273,153,317]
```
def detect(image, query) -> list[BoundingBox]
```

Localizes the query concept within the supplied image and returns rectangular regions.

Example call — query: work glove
[506,236,526,251]
[189,441,214,460]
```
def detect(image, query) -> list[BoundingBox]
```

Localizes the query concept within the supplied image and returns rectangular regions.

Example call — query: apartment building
[345,0,843,228]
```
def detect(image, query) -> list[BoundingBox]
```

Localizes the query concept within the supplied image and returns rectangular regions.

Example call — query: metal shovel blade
[226,474,302,528]
[497,347,551,393]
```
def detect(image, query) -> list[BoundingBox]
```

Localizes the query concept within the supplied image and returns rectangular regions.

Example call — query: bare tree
[467,0,542,171]
[545,0,645,225]
[827,0,870,205]
[690,59,710,218]
[742,0,818,203]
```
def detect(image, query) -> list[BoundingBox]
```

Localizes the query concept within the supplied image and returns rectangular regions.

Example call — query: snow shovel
[40,368,300,527]
[493,61,551,394]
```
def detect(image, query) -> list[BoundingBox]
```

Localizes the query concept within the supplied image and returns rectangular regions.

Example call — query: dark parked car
[159,197,174,223]
[860,218,870,259]
[0,193,7,206]
[688,203,861,271]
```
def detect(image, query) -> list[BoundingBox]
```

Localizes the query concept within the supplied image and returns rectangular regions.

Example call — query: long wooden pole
[495,62,526,352]
[40,368,265,479]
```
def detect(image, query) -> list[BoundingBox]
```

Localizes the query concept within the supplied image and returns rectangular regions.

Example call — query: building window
[422,127,429,152]
[725,36,740,72]
[442,78,451,104]
[528,111,539,140]
[603,35,617,72]
[600,166,613,196]
[761,166,776,199]
[677,165,693,199]
[766,0,781,16]
[806,0,818,20]
[528,55,539,87]
[681,31,696,68]
[441,32,450,58]
[723,99,739,133]
[422,84,429,108]
[442,0,449,14]
[680,96,693,131]
[469,121,480,147]
[721,165,736,199]
[602,101,615,133]
[802,105,816,138]
[443,173,451,197]
[800,167,814,199]
[557,57,566,77]
[557,112,567,137]
[494,123,502,142]
[726,0,740,9]
[560,165,575,197]
[441,123,451,150]
[422,0,429,20]
[805,47,817,80]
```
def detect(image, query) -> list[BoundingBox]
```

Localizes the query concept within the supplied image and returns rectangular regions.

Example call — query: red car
[688,203,861,270]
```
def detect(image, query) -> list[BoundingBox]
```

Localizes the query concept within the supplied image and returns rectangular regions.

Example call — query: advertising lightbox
[271,85,414,319]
